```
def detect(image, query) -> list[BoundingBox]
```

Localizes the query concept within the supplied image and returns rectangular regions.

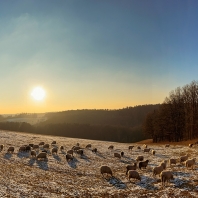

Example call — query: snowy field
[0,130,197,198]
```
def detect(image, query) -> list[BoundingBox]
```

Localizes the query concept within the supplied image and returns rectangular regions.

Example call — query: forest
[143,80,198,142]
[0,104,159,143]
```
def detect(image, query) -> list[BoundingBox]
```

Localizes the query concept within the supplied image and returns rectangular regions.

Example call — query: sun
[31,87,46,101]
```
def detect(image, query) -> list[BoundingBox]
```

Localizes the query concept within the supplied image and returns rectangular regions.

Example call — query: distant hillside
[42,104,160,128]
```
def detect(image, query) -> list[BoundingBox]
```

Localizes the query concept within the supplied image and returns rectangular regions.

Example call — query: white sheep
[100,165,113,177]
[36,152,47,160]
[185,158,196,169]
[143,144,147,148]
[127,170,141,181]
[7,146,14,153]
[160,170,174,186]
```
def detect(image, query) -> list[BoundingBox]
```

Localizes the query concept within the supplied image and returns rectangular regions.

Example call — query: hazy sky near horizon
[1,0,198,113]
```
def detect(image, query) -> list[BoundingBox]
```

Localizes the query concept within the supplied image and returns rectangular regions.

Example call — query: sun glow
[31,87,46,101]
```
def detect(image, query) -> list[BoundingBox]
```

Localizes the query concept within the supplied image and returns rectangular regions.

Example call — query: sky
[1,0,198,113]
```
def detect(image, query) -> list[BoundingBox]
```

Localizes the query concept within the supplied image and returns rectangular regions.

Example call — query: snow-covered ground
[0,130,197,197]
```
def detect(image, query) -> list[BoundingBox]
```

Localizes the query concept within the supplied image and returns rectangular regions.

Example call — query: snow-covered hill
[0,130,197,197]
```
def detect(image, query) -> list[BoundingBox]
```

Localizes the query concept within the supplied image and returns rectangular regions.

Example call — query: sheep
[121,151,124,157]
[92,148,97,153]
[59,146,64,151]
[39,142,45,146]
[7,146,14,153]
[160,160,167,170]
[42,150,48,153]
[29,144,34,147]
[72,146,81,151]
[169,158,177,166]
[189,143,193,148]
[43,144,50,149]
[66,154,73,161]
[137,146,141,149]
[180,154,189,163]
[36,152,47,160]
[144,148,151,153]
[19,146,26,152]
[136,155,144,161]
[128,145,134,150]
[51,141,56,145]
[139,160,149,169]
[67,149,73,156]
[160,170,174,186]
[126,163,137,175]
[185,158,196,169]
[0,144,4,151]
[76,149,83,156]
[33,145,39,150]
[76,143,80,146]
[108,145,114,150]
[127,170,141,181]
[86,144,92,148]
[143,144,147,148]
[25,146,31,152]
[153,165,164,177]
[114,152,121,159]
[30,150,37,158]
[152,150,156,155]
[100,165,113,177]
[165,144,170,148]
[51,147,58,154]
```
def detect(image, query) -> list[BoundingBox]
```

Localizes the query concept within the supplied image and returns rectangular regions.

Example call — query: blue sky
[0,0,198,113]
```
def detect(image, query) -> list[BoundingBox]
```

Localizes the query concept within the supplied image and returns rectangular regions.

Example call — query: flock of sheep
[101,143,197,187]
[0,141,197,188]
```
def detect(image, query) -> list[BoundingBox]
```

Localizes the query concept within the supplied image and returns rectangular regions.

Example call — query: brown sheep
[180,154,189,163]
[144,148,151,153]
[160,170,174,186]
[66,154,73,161]
[29,144,34,147]
[189,143,193,148]
[160,160,167,170]
[7,146,14,153]
[121,151,124,157]
[143,144,147,148]
[169,158,177,166]
[86,144,92,148]
[92,148,97,153]
[185,158,196,169]
[0,144,4,151]
[126,163,137,175]
[72,146,81,151]
[25,146,31,152]
[19,146,26,152]
[33,145,39,150]
[67,149,73,156]
[108,145,114,150]
[114,152,121,159]
[76,143,80,146]
[51,141,56,145]
[30,150,37,158]
[100,165,113,177]
[39,142,45,146]
[152,150,156,155]
[36,152,47,160]
[128,170,141,181]
[76,149,83,156]
[165,144,170,148]
[153,165,164,177]
[137,146,141,149]
[51,147,58,154]
[43,144,50,149]
[139,160,149,169]
[59,146,64,151]
[128,145,134,150]
[136,155,144,161]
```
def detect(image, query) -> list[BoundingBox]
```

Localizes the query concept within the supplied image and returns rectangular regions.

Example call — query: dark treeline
[143,80,198,142]
[0,104,160,143]
[6,113,38,119]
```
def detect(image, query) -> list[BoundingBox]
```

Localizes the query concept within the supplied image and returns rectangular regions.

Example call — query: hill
[0,130,197,197]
